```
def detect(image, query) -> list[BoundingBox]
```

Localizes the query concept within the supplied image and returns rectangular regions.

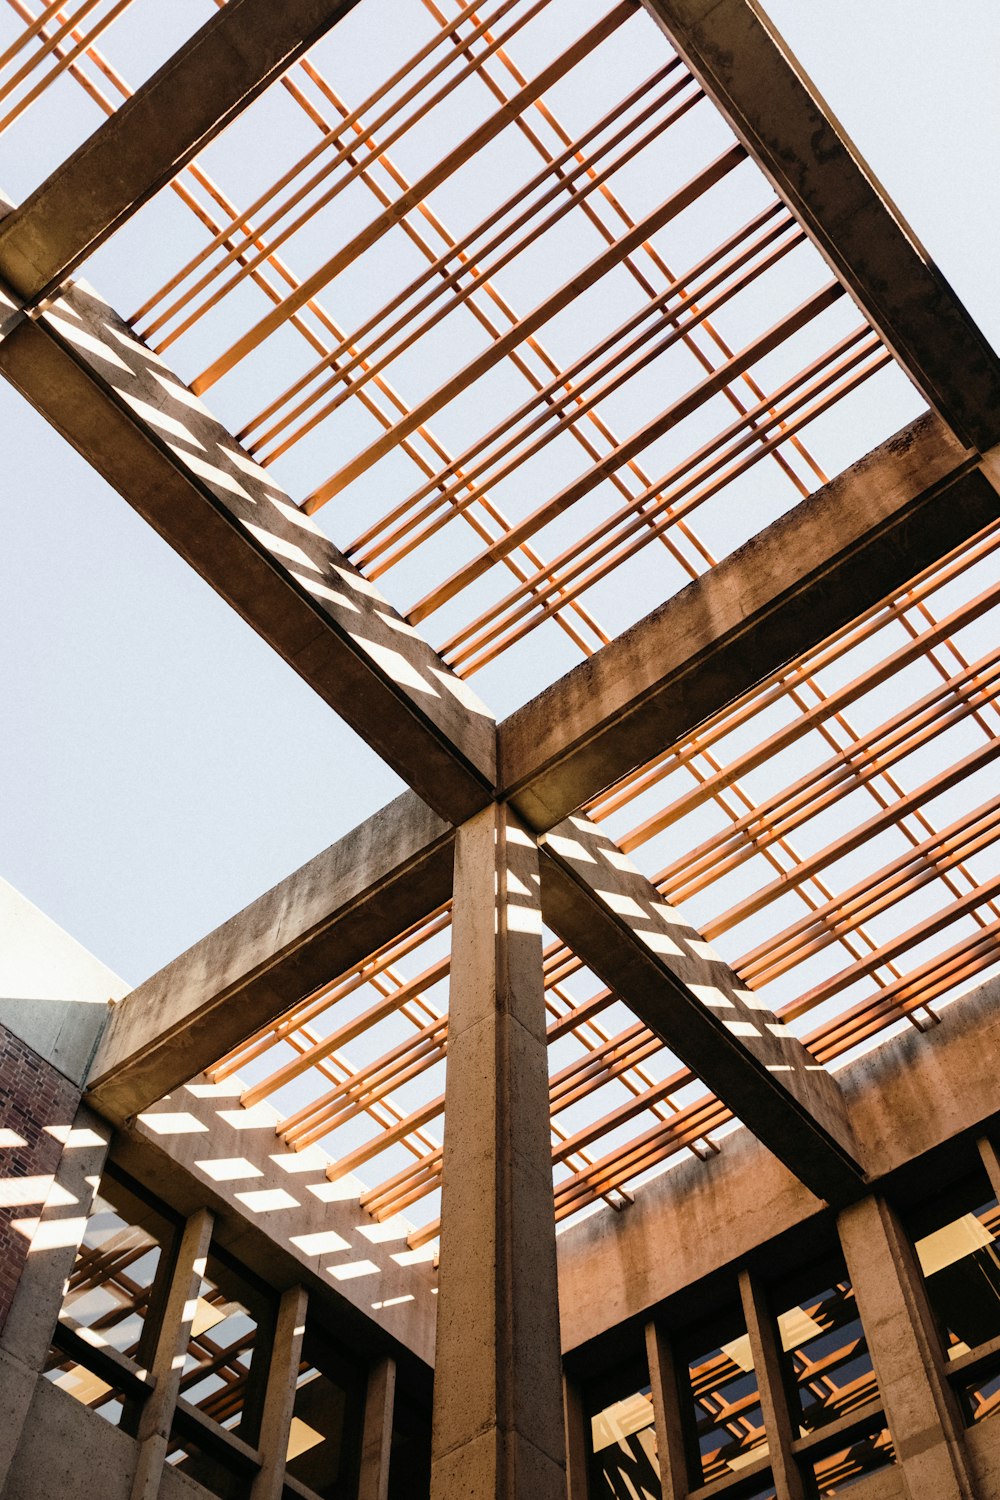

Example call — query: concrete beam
[502,412,988,830]
[118,1078,437,1367]
[0,0,362,303]
[86,791,454,1122]
[639,0,1000,452]
[0,280,496,821]
[539,813,864,1205]
[556,973,1000,1354]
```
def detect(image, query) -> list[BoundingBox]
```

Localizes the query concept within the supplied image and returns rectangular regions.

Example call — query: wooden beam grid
[141,507,998,1253]
[197,903,725,1238]
[0,0,149,138]
[23,0,917,692]
[583,518,1000,1062]
[0,0,998,1390]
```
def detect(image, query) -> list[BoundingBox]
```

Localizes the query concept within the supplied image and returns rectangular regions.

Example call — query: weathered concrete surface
[0,281,496,822]
[252,1286,309,1500]
[0,1026,87,1336]
[0,1107,111,1490]
[120,1075,436,1368]
[87,792,454,1122]
[558,1107,818,1352]
[639,0,1000,452]
[0,877,127,1085]
[556,976,1000,1352]
[132,1208,215,1500]
[431,807,565,1499]
[502,412,985,830]
[840,1195,975,1500]
[0,0,363,302]
[968,1419,1000,1492]
[0,1343,38,1485]
[0,1104,110,1369]
[539,813,863,1205]
[358,1356,396,1500]
[839,981,1000,1178]
[3,1372,137,1499]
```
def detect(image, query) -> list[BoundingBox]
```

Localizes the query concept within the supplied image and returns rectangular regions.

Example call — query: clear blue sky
[0,2,996,986]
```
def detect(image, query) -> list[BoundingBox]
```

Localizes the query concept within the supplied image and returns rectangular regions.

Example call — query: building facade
[0,1,998,1498]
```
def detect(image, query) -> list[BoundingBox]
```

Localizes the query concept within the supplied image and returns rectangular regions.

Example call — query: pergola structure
[0,2,998,1500]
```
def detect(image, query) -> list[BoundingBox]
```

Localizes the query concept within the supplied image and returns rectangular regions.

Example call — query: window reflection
[910,1167,1000,1362]
[43,1357,132,1427]
[587,1352,661,1500]
[56,1168,172,1359]
[958,1358,1000,1427]
[43,1166,176,1428]
[774,1258,878,1434]
[810,1423,895,1497]
[682,1314,768,1485]
[179,1250,274,1444]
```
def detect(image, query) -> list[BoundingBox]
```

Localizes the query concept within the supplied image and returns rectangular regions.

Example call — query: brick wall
[0,1023,81,1332]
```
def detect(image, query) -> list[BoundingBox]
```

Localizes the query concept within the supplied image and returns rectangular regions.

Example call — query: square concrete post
[738,1269,805,1500]
[977,1135,1000,1201]
[563,1374,591,1500]
[429,805,565,1498]
[130,1206,214,1500]
[837,1195,974,1500]
[645,1321,690,1500]
[0,1104,110,1483]
[358,1355,397,1500]
[251,1284,309,1500]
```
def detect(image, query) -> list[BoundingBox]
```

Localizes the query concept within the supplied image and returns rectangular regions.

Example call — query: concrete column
[645,1321,689,1500]
[738,1270,804,1500]
[130,1206,214,1500]
[251,1285,308,1500]
[976,1135,1000,1200]
[563,1375,590,1500]
[358,1356,396,1500]
[0,1103,110,1484]
[837,1195,974,1500]
[429,805,565,1498]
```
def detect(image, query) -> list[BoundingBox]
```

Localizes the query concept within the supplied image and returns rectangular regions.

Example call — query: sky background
[0,0,997,987]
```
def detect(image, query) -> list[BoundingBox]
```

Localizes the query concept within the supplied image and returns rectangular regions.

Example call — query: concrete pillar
[0,1103,110,1484]
[645,1321,689,1500]
[976,1135,1000,1200]
[429,805,565,1498]
[738,1270,804,1500]
[563,1375,590,1500]
[358,1356,396,1500]
[251,1285,308,1500]
[837,1195,974,1500]
[130,1206,214,1500]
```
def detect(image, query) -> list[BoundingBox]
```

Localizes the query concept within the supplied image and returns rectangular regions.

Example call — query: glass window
[42,1355,135,1428]
[590,1356,659,1494]
[810,1422,895,1497]
[774,1258,878,1435]
[284,1320,364,1498]
[56,1166,174,1361]
[178,1249,274,1445]
[680,1312,768,1486]
[957,1355,1000,1427]
[909,1164,1000,1360]
[43,1166,176,1427]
